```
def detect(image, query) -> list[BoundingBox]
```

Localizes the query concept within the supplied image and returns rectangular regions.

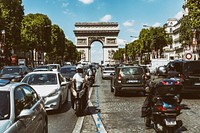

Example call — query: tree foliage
[0,0,24,56]
[21,13,52,52]
[187,0,200,29]
[179,16,193,46]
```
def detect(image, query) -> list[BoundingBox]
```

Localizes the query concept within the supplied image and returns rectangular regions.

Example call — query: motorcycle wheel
[74,100,82,116]
[144,117,151,128]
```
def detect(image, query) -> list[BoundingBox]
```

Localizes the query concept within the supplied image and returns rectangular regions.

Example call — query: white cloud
[123,20,135,27]
[78,0,94,4]
[100,14,112,22]
[152,22,161,27]
[175,11,183,20]
[62,2,69,7]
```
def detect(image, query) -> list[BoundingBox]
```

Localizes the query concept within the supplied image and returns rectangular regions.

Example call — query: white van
[149,59,172,74]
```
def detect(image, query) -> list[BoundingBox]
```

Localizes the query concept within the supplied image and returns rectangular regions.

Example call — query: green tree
[149,27,168,58]
[48,24,65,64]
[0,0,24,64]
[179,16,193,46]
[187,0,200,29]
[113,48,124,63]
[65,39,79,63]
[21,13,51,66]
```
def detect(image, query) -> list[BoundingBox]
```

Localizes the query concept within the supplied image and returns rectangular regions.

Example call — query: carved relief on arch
[88,36,105,46]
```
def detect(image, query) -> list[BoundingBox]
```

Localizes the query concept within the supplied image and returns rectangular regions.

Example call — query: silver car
[21,71,69,111]
[102,67,115,80]
[0,79,48,133]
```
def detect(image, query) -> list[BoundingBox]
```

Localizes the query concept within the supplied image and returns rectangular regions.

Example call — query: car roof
[0,80,27,91]
[61,65,76,68]
[3,65,26,68]
[27,71,60,75]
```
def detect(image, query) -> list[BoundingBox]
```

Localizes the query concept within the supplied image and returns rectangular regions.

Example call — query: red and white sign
[185,53,192,60]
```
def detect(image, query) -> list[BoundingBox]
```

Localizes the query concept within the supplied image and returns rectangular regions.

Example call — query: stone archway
[74,22,119,64]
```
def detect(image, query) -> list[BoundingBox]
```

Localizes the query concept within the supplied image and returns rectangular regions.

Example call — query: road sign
[185,53,192,60]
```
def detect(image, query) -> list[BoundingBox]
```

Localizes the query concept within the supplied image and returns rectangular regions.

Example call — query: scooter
[144,79,183,132]
[71,80,89,116]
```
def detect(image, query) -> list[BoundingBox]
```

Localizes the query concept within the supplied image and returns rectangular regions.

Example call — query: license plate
[194,83,200,85]
[164,118,177,126]
[127,80,138,83]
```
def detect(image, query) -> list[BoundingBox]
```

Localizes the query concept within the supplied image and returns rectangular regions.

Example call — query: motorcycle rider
[87,63,95,86]
[71,64,88,98]
[141,66,167,128]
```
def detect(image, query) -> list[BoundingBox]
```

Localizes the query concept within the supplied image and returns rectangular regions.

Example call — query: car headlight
[47,89,59,97]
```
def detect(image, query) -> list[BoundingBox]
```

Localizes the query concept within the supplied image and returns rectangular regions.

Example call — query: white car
[21,71,69,111]
[102,67,115,79]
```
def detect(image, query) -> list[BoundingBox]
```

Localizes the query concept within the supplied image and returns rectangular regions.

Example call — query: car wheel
[114,88,120,96]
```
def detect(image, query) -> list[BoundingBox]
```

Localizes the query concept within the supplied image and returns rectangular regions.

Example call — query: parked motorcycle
[71,80,89,116]
[144,78,183,132]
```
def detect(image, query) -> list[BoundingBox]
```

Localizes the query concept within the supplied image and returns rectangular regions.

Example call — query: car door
[58,73,68,104]
[21,85,45,133]
[11,85,44,133]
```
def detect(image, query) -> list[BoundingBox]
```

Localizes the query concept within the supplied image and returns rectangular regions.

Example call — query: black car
[110,66,146,96]
[0,66,30,82]
[59,65,76,81]
[165,60,200,95]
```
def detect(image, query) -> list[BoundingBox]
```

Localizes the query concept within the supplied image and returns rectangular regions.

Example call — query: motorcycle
[71,80,89,116]
[144,78,183,132]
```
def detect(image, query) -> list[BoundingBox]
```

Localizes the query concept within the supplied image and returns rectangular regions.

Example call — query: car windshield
[22,73,57,85]
[0,91,10,120]
[121,67,143,75]
[2,68,22,74]
[184,62,200,75]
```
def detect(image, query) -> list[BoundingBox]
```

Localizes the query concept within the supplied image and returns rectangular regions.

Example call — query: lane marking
[72,69,107,133]
[72,85,94,133]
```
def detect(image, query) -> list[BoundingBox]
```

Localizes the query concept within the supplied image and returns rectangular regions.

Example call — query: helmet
[76,64,83,70]
[76,64,83,73]
[157,66,167,76]
[88,62,92,68]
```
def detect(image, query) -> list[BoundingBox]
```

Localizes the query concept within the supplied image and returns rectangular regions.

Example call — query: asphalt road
[48,69,200,133]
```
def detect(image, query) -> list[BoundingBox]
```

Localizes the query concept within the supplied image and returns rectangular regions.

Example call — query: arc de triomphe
[74,22,119,64]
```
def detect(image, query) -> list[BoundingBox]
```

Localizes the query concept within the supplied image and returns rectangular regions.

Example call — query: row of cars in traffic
[101,59,200,96]
[0,63,78,133]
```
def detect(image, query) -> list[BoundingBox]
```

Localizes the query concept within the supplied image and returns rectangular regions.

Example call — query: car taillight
[118,74,122,80]
[161,81,168,85]
[180,74,184,81]
[175,81,181,85]
[176,106,181,111]
[156,105,166,111]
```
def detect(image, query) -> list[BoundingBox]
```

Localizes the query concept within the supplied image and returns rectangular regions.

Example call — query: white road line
[72,85,94,133]
[72,116,84,133]
[88,100,107,133]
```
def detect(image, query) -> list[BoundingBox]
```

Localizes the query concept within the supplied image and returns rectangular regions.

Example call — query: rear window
[121,67,143,75]
[105,67,115,71]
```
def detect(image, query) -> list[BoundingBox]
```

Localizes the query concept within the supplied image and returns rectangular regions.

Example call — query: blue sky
[22,0,184,63]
